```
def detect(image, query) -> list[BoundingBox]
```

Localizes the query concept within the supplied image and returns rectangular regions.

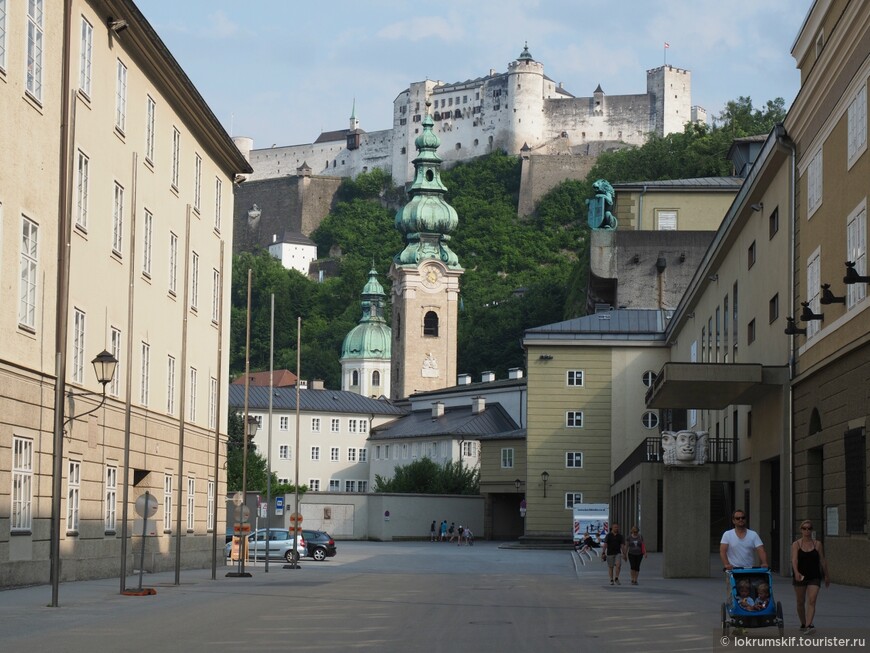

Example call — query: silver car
[225,528,307,563]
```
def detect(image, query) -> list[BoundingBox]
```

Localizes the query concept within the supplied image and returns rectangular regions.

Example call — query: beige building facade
[0,0,250,588]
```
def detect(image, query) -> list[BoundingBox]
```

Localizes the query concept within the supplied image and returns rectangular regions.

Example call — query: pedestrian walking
[440,520,448,541]
[430,520,437,542]
[625,526,647,585]
[601,523,626,585]
[457,525,465,546]
[448,522,456,543]
[791,519,830,635]
[465,527,474,546]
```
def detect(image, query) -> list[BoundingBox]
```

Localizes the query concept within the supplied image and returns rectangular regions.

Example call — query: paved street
[0,542,867,652]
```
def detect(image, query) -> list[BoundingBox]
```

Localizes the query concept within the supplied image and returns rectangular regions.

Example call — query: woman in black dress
[791,519,830,634]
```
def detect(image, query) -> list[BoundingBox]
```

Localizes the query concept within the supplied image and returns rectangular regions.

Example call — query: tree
[373,458,480,495]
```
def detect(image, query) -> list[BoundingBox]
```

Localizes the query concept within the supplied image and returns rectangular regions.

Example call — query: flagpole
[664,42,669,66]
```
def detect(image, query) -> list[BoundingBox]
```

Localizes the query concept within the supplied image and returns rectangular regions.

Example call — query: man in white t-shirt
[720,509,768,569]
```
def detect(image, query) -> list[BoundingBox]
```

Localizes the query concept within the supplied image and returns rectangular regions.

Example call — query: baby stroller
[721,567,784,636]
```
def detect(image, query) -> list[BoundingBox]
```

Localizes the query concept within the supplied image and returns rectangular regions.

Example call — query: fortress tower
[647,65,693,137]
[389,105,464,400]
[506,43,546,153]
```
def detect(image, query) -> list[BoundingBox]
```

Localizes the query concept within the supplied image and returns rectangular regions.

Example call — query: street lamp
[50,350,118,606]
[541,471,550,498]
[514,479,522,493]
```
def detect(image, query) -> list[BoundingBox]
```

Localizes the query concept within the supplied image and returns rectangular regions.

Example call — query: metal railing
[613,436,736,483]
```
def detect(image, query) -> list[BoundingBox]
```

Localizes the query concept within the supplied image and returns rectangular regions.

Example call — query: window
[501,448,514,468]
[348,419,358,433]
[359,480,368,492]
[171,127,180,189]
[846,202,867,308]
[279,416,289,430]
[372,370,381,387]
[309,479,320,492]
[657,210,677,230]
[330,447,340,462]
[461,441,476,457]
[747,241,756,269]
[329,480,341,491]
[112,182,124,254]
[105,465,117,531]
[642,371,657,387]
[360,419,369,435]
[207,480,215,531]
[145,96,156,162]
[214,178,222,231]
[114,59,128,132]
[75,150,89,230]
[847,85,867,167]
[208,377,217,429]
[566,370,584,387]
[190,251,199,310]
[351,370,359,386]
[806,248,821,338]
[278,444,290,460]
[142,209,153,276]
[331,418,340,433]
[189,367,197,421]
[376,445,382,460]
[642,411,659,429]
[19,217,38,328]
[166,355,176,414]
[169,231,178,294]
[311,418,321,432]
[565,492,583,509]
[423,310,439,336]
[110,328,121,397]
[807,149,822,218]
[136,341,149,405]
[11,437,33,531]
[344,480,357,493]
[194,154,202,212]
[163,474,173,531]
[768,293,779,324]
[769,207,779,239]
[311,446,320,461]
[0,0,6,71]
[566,411,583,428]
[26,0,43,101]
[565,451,584,468]
[359,448,367,463]
[186,477,195,531]
[747,319,756,345]
[66,461,81,531]
[72,308,85,383]
[348,448,357,462]
[208,269,220,323]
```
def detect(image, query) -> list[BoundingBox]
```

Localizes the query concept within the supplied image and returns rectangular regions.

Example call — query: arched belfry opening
[423,311,439,337]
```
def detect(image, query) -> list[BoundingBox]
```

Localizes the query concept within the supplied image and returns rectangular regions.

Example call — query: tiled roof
[370,403,520,440]
[228,384,407,416]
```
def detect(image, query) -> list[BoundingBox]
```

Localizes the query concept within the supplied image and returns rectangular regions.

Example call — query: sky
[136,0,813,149]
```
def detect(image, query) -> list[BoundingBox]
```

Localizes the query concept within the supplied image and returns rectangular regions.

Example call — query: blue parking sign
[275,497,284,516]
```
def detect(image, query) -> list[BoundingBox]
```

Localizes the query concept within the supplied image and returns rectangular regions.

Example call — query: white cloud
[377,16,463,42]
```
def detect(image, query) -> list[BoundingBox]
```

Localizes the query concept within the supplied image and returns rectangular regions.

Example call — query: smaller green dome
[340,268,391,361]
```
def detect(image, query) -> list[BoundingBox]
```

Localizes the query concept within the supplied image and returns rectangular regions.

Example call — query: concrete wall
[517,154,597,217]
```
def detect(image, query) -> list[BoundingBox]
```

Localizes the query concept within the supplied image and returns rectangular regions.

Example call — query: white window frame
[359,480,368,493]
[309,479,320,492]
[142,209,153,276]
[75,150,89,230]
[846,201,867,308]
[279,444,290,460]
[330,447,340,462]
[79,17,92,96]
[66,460,81,531]
[145,95,156,163]
[112,182,124,254]
[331,418,340,433]
[214,178,222,231]
[642,370,657,387]
[329,480,341,492]
[348,448,357,462]
[360,419,369,435]
[169,231,178,294]
[565,492,583,509]
[344,480,357,493]
[359,448,367,463]
[110,327,121,397]
[847,84,867,169]
[212,269,220,323]
[26,0,44,102]
[190,251,199,310]
[206,480,215,531]
[186,477,195,531]
[566,369,584,387]
[807,149,823,219]
[566,411,584,428]
[311,417,321,432]
[194,154,202,212]
[72,308,86,383]
[348,418,358,433]
[461,441,476,457]
[163,474,173,531]
[189,367,197,421]
[642,411,660,429]
[311,446,320,461]
[806,247,821,339]
[171,127,180,189]
[11,436,33,531]
[19,216,38,329]
[166,354,176,414]
[279,416,289,430]
[140,342,150,406]
[501,448,514,468]
[208,377,217,429]
[566,451,583,468]
[105,464,117,532]
[115,59,127,132]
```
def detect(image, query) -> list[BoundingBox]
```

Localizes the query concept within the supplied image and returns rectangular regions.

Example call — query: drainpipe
[637,184,648,230]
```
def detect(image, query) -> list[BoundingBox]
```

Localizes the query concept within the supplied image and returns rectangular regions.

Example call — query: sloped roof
[228,385,407,416]
[314,129,352,144]
[524,308,669,342]
[614,177,743,191]
[370,403,520,440]
[231,369,297,387]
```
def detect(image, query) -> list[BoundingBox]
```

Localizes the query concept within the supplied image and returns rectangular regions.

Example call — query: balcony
[613,436,737,483]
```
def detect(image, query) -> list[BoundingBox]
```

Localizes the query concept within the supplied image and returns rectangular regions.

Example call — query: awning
[645,362,788,409]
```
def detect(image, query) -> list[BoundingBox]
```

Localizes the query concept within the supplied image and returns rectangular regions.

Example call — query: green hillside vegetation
[229,96,786,388]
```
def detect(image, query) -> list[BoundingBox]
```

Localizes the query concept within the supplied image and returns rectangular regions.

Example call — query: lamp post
[514,478,522,493]
[50,350,118,607]
[541,471,550,498]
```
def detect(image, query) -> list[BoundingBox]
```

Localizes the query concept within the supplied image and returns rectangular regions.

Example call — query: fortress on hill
[234,45,706,187]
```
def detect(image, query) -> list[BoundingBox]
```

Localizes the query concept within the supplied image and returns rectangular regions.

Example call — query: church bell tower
[389,103,464,400]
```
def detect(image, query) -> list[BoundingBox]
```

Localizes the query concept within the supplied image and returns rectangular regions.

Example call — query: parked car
[225,528,306,563]
[302,529,337,561]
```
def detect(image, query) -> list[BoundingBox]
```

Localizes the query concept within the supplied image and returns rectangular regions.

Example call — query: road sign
[289,512,303,523]
[275,497,284,516]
